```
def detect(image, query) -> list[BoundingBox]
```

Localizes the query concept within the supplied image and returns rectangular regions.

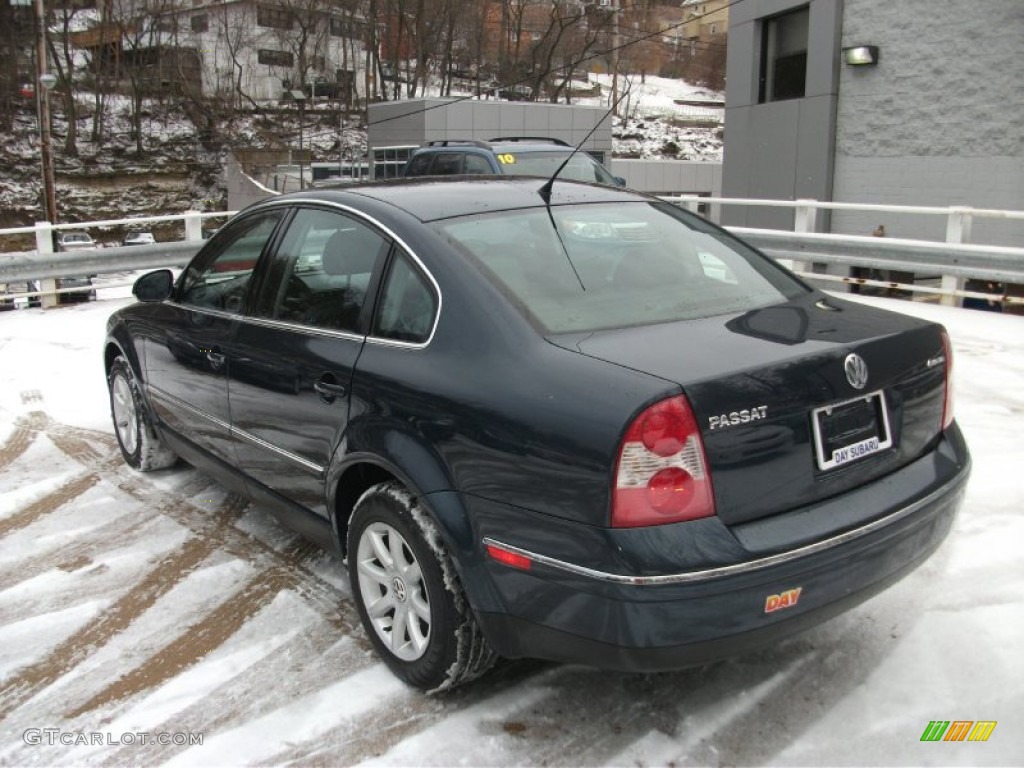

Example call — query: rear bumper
[472,429,970,671]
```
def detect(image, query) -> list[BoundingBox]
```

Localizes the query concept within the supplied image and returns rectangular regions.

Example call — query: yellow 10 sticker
[497,153,517,165]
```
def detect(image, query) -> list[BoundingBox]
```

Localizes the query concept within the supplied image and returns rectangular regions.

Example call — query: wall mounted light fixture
[843,45,880,66]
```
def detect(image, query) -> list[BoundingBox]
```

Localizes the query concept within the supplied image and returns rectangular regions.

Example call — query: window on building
[329,17,346,37]
[372,145,416,180]
[257,5,293,30]
[258,49,294,68]
[759,6,809,103]
[191,14,208,33]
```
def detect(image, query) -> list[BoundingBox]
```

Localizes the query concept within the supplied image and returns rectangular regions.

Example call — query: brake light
[941,330,954,430]
[613,395,715,527]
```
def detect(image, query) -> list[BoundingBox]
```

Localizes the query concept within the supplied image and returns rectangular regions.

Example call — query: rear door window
[373,254,438,344]
[429,153,465,175]
[464,154,493,174]
[259,208,389,333]
[405,152,433,176]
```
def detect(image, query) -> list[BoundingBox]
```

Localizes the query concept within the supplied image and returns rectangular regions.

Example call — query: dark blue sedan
[104,178,970,691]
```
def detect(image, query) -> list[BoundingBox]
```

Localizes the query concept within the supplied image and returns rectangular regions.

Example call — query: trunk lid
[549,295,948,525]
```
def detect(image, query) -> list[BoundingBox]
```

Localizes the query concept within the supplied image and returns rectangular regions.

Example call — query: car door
[227,206,390,516]
[143,209,286,463]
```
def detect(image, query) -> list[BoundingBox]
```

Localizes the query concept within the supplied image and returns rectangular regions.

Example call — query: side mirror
[133,269,174,302]
[613,176,627,188]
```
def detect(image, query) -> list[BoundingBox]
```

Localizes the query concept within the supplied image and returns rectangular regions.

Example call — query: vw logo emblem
[392,576,407,602]
[844,353,869,390]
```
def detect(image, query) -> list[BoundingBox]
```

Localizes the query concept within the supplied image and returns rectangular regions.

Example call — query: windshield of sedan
[433,202,808,334]
[498,151,616,185]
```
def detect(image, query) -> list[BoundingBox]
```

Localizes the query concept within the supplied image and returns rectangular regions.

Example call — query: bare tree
[525,1,612,103]
[0,2,33,133]
[47,4,87,156]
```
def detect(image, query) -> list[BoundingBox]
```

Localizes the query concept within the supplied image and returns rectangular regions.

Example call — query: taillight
[941,330,954,430]
[613,395,715,527]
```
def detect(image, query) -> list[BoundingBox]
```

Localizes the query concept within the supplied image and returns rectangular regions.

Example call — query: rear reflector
[941,330,954,430]
[486,543,532,571]
[613,395,715,527]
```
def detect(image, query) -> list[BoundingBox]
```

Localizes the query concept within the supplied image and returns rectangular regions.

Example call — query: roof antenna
[538,87,625,291]
[538,89,623,204]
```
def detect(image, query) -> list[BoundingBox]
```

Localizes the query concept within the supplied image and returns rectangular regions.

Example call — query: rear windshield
[433,202,808,334]
[497,151,616,185]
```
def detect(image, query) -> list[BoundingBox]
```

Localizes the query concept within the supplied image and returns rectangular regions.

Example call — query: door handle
[314,379,347,402]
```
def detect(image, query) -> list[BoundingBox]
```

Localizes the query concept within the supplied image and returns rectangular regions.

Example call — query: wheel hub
[356,521,432,662]
[391,575,407,602]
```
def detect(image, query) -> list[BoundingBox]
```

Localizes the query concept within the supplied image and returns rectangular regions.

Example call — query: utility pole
[34,0,57,225]
[611,0,620,117]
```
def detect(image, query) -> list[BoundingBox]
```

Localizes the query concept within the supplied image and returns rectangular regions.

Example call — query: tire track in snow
[0,472,102,537]
[101,629,364,766]
[1,414,379,755]
[0,496,249,720]
[0,411,46,470]
[0,472,212,594]
[257,664,549,767]
[66,564,296,718]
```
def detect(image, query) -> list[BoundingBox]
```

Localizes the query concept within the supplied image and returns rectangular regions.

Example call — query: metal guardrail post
[184,210,204,242]
[34,221,57,308]
[791,200,818,273]
[943,207,972,307]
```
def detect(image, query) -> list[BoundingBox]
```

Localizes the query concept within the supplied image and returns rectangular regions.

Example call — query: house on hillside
[681,0,730,44]
[72,0,368,105]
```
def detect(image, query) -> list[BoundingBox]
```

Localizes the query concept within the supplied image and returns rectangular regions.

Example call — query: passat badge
[764,587,802,613]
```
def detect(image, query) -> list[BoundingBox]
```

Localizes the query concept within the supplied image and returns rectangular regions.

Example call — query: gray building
[722,0,1023,246]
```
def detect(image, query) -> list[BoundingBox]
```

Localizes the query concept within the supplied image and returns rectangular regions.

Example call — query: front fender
[104,315,143,382]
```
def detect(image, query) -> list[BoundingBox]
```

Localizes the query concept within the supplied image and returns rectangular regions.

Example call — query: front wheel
[347,481,496,691]
[108,355,177,471]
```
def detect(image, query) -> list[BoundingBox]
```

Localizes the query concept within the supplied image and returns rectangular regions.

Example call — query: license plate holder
[811,390,893,471]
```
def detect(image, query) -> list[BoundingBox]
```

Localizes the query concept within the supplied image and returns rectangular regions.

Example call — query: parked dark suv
[402,137,625,187]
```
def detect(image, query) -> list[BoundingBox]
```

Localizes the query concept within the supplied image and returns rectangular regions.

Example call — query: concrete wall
[830,0,1024,246]
[610,160,723,219]
[367,99,613,156]
[721,0,844,230]
[226,155,277,211]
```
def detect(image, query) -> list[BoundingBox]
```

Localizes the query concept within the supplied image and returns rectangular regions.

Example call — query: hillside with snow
[0,74,722,234]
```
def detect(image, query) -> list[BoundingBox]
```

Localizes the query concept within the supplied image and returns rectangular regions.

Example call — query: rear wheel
[348,481,496,691]
[108,355,177,471]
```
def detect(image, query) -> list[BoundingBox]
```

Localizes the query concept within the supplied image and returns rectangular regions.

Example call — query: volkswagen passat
[104,179,970,691]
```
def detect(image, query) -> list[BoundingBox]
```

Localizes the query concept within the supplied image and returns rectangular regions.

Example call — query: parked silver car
[56,230,97,252]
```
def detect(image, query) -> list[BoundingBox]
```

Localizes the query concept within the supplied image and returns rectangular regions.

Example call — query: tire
[347,481,497,692]
[108,355,178,471]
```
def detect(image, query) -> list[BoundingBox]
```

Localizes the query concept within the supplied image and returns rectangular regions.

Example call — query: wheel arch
[103,322,142,380]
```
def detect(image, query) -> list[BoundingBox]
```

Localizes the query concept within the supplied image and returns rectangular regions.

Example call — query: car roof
[261,178,643,223]
[416,138,576,154]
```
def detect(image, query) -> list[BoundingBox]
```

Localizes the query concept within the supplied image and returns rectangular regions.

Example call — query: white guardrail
[1,199,1023,309]
[664,197,1024,308]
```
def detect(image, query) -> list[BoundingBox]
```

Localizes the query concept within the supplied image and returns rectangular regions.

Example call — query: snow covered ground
[0,291,1021,765]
